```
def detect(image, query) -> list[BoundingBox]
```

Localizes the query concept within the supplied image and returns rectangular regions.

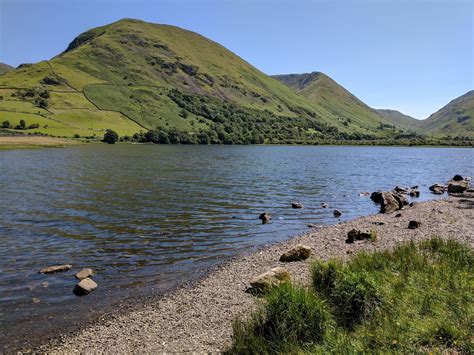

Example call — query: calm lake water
[0,145,473,350]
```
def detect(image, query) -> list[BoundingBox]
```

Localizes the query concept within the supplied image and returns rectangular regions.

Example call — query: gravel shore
[40,194,473,353]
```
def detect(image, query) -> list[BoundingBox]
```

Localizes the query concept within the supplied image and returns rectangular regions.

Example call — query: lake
[0,145,472,351]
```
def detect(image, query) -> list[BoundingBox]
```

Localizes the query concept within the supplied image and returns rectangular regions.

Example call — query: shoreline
[34,194,474,353]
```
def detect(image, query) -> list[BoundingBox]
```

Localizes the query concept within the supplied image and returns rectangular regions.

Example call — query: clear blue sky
[1,0,472,119]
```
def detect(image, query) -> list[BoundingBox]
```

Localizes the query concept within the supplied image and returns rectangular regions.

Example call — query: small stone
[39,264,72,274]
[395,213,402,218]
[73,278,98,296]
[372,221,385,226]
[346,229,377,243]
[259,212,271,224]
[321,203,329,208]
[408,221,421,229]
[333,210,342,217]
[250,267,290,293]
[409,202,416,207]
[291,202,303,209]
[307,223,318,228]
[42,281,49,288]
[280,245,311,262]
[359,192,370,197]
[429,184,446,194]
[75,268,95,280]
[32,297,40,304]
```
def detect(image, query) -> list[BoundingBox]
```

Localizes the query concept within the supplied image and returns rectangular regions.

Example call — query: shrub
[1,120,11,129]
[103,129,119,144]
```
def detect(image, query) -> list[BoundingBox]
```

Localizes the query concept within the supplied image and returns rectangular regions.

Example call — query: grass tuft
[228,237,473,353]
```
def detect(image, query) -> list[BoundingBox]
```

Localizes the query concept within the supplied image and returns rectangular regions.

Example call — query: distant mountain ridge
[375,109,421,130]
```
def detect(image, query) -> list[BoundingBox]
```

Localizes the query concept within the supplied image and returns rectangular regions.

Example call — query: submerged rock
[75,268,95,280]
[291,202,303,209]
[408,220,422,229]
[429,183,446,194]
[333,209,342,217]
[39,264,72,274]
[320,203,329,208]
[73,278,98,296]
[346,229,377,243]
[250,267,290,293]
[259,212,271,224]
[279,245,311,262]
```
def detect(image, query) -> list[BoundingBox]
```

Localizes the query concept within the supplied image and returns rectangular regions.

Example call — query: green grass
[229,238,473,353]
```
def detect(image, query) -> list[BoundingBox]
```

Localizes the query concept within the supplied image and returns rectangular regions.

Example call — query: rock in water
[259,212,271,224]
[39,264,72,274]
[452,174,464,181]
[346,229,377,243]
[447,180,469,193]
[73,278,98,296]
[75,268,95,280]
[279,245,311,262]
[291,202,303,209]
[429,183,446,194]
[250,267,290,293]
[333,209,342,217]
[379,192,400,214]
[408,221,421,229]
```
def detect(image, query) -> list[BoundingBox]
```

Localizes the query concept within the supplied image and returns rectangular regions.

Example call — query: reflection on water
[0,145,472,350]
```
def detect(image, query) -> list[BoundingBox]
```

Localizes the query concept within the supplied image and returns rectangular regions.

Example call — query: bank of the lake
[0,136,79,150]
[39,194,473,353]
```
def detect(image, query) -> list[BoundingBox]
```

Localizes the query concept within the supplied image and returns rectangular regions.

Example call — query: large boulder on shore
[280,245,311,262]
[250,267,290,293]
[371,191,400,213]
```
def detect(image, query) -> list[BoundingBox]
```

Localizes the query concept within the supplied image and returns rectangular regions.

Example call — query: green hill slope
[0,19,349,142]
[0,63,14,75]
[375,109,421,130]
[417,91,474,138]
[273,72,403,136]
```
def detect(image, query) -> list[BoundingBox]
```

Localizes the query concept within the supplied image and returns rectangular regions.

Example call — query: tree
[103,129,119,144]
[20,119,26,129]
[1,120,11,129]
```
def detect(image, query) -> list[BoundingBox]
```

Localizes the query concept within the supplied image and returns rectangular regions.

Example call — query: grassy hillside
[0,19,414,143]
[273,72,404,136]
[417,90,474,138]
[0,19,339,142]
[0,63,14,75]
[0,19,470,143]
[375,109,421,130]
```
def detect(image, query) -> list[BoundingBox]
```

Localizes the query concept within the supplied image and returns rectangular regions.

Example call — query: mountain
[0,19,348,142]
[415,91,474,138]
[273,72,402,135]
[0,63,14,75]
[375,109,421,130]
[0,19,470,142]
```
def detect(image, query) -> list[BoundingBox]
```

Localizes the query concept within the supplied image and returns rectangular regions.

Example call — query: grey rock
[408,220,421,229]
[333,209,342,217]
[291,202,303,209]
[250,267,290,293]
[39,264,72,274]
[259,212,271,224]
[346,229,377,243]
[73,278,98,296]
[75,268,95,280]
[279,245,311,262]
